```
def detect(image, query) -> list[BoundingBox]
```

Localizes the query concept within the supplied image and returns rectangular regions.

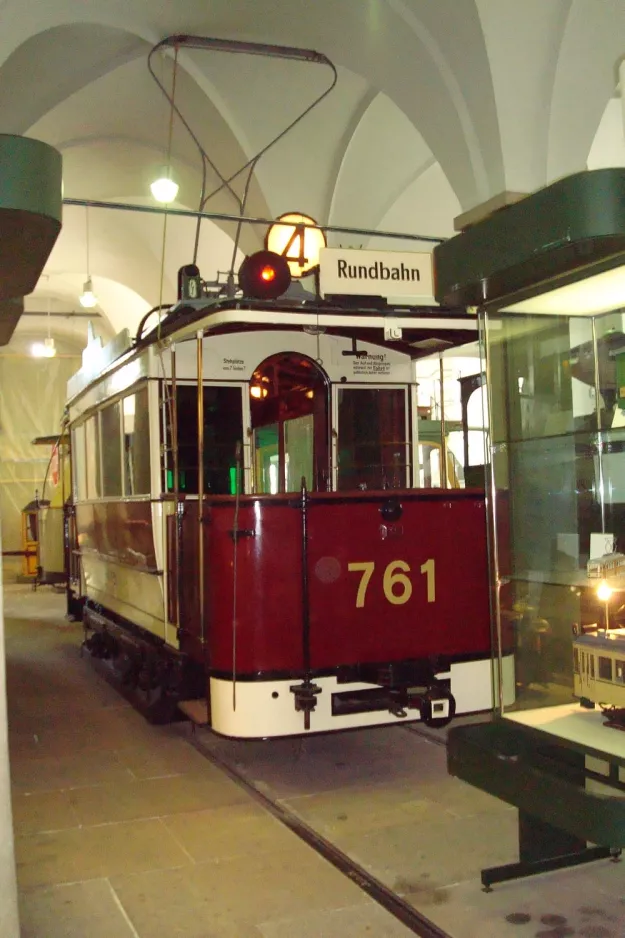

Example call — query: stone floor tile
[257,902,417,937]
[415,775,516,818]
[19,878,139,938]
[163,802,306,862]
[334,810,519,892]
[67,770,249,825]
[15,829,80,889]
[15,817,190,888]
[109,866,263,938]
[281,784,435,837]
[196,724,447,800]
[10,750,133,792]
[420,863,625,938]
[12,789,81,835]
[114,736,214,779]
[112,843,371,933]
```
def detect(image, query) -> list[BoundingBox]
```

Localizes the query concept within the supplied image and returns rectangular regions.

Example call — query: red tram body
[65,287,513,738]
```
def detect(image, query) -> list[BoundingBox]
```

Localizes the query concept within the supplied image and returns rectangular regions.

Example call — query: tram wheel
[419,686,456,729]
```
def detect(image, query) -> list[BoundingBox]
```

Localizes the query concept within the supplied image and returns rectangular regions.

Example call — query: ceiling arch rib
[370,163,461,253]
[475,0,574,196]
[326,86,380,239]
[385,0,496,208]
[0,24,146,135]
[27,52,273,224]
[328,91,442,245]
[26,53,271,284]
[547,0,625,180]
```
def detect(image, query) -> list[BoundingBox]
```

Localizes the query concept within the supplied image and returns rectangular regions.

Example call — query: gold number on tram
[382,560,412,605]
[348,558,435,607]
[420,558,436,603]
[347,561,375,608]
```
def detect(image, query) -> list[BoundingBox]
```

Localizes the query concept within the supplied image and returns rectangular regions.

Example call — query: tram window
[101,401,123,497]
[250,353,328,494]
[599,656,613,681]
[337,388,407,491]
[285,415,314,492]
[85,415,101,499]
[165,385,243,495]
[254,424,279,494]
[590,655,595,678]
[616,660,625,684]
[71,424,87,501]
[123,386,151,496]
[573,648,579,674]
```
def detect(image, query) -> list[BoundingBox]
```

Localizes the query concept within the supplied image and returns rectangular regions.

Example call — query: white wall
[0,353,81,567]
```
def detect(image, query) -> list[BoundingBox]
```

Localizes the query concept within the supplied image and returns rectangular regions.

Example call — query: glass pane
[414,352,485,489]
[254,424,279,494]
[284,415,314,492]
[483,310,625,714]
[123,385,151,496]
[599,656,612,681]
[166,385,243,495]
[101,401,122,497]
[249,352,328,493]
[337,388,407,491]
[85,415,101,499]
[489,314,580,445]
[71,424,86,501]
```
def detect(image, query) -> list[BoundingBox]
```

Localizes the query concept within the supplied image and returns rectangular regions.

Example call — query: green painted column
[0,133,62,301]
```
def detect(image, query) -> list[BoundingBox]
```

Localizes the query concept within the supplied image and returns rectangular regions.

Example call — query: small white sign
[319,247,434,300]
[590,532,615,560]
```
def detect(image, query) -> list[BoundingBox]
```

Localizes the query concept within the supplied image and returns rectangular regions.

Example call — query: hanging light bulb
[150,171,179,203]
[32,276,57,357]
[79,276,97,308]
[79,206,98,308]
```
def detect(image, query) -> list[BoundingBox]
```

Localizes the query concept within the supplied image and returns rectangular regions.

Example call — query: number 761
[347,559,435,608]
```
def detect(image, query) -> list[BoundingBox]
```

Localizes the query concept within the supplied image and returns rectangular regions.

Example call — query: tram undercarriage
[81,599,459,733]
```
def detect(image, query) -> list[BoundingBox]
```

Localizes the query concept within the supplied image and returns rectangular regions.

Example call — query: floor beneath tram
[4,583,625,938]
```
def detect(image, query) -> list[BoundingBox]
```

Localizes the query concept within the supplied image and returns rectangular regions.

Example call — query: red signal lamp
[238,250,291,299]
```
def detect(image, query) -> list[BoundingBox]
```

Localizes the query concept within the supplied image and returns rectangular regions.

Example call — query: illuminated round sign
[265,212,326,279]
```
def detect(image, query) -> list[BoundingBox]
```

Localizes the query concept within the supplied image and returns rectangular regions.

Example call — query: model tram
[574,629,625,726]
[587,552,625,580]
[61,260,513,738]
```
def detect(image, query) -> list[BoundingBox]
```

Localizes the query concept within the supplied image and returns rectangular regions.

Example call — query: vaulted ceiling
[2,0,624,351]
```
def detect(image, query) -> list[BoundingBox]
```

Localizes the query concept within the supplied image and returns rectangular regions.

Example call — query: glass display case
[485,309,625,734]
[433,169,625,883]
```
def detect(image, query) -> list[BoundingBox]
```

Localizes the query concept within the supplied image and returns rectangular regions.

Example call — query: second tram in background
[60,250,513,738]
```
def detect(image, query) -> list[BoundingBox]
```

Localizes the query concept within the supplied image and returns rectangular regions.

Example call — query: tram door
[250,354,329,493]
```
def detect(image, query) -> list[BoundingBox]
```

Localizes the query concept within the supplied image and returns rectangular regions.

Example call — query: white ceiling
[1,0,624,350]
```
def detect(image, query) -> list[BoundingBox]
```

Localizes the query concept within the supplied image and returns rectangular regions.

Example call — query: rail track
[189,728,453,938]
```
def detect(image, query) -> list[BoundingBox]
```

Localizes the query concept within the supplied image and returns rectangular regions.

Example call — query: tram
[574,629,625,726]
[64,250,511,738]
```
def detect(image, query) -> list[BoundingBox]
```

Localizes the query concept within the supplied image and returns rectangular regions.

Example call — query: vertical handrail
[592,318,607,535]
[481,311,505,716]
[197,331,205,647]
[170,343,181,634]
[301,477,311,675]
[439,354,448,489]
